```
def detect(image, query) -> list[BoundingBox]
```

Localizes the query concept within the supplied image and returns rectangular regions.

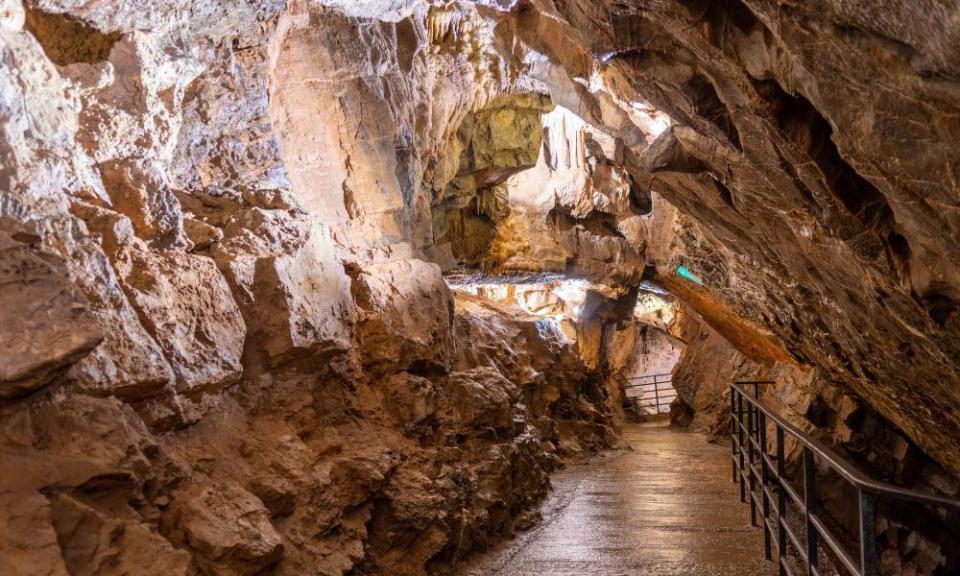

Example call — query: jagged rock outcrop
[351,258,454,374]
[507,0,960,479]
[0,1,632,573]
[480,105,650,285]
[0,258,622,576]
[3,0,960,574]
[0,227,102,401]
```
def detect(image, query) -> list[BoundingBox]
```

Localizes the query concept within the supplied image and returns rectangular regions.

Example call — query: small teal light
[676,265,703,285]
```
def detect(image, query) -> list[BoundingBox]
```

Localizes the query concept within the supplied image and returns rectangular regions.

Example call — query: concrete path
[454,421,776,576]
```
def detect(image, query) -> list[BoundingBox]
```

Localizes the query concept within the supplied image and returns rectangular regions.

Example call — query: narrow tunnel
[2,1,960,576]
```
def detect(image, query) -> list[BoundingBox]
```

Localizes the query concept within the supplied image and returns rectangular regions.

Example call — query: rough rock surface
[2,0,960,574]
[164,482,283,576]
[209,210,356,370]
[351,258,454,374]
[0,227,101,401]
[116,246,246,394]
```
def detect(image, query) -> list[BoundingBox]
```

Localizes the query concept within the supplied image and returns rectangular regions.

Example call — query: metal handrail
[734,383,960,509]
[729,381,960,576]
[622,373,676,415]
[625,372,673,379]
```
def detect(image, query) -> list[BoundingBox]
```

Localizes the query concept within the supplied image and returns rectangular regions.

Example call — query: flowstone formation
[2,0,960,574]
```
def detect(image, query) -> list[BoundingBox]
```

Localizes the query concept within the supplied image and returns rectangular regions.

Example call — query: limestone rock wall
[542,0,960,478]
[0,277,621,576]
[4,0,960,573]
[0,1,627,574]
[470,104,650,286]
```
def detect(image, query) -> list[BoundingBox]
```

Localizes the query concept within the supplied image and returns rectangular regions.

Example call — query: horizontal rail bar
[732,384,960,510]
[780,476,804,510]
[780,516,806,562]
[764,516,777,540]
[623,381,674,389]
[737,418,749,438]
[761,452,777,475]
[624,372,673,380]
[809,511,860,575]
[628,390,677,398]
[632,403,672,407]
[763,486,780,513]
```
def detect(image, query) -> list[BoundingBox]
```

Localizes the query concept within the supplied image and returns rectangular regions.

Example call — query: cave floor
[452,421,776,576]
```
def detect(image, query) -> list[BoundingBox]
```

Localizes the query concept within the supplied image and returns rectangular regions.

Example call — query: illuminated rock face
[509,0,960,484]
[1,0,959,574]
[475,105,649,285]
[0,4,631,573]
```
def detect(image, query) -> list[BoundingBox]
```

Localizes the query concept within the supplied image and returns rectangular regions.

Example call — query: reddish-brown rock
[2,0,960,574]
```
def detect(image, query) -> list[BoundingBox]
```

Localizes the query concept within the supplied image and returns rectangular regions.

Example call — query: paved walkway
[455,421,776,576]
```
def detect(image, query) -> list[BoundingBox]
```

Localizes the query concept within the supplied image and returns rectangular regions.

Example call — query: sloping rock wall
[506,0,960,477]
[0,1,629,574]
[3,0,960,573]
[670,303,960,574]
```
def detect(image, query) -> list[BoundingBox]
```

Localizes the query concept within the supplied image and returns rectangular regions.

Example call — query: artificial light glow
[450,277,621,343]
[676,265,704,285]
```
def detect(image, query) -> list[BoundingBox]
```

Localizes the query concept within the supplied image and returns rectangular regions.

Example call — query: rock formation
[2,0,959,574]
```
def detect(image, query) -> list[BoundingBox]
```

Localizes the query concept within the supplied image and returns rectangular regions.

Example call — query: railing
[623,373,676,415]
[729,381,960,576]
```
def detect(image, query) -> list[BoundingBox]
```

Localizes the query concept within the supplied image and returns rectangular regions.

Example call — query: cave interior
[1,0,960,575]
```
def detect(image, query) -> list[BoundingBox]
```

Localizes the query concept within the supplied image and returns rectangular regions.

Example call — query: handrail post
[776,425,787,576]
[654,381,661,414]
[860,491,878,576]
[729,382,960,576]
[803,447,819,575]
[730,385,737,483]
[760,411,771,561]
[748,396,757,526]
[738,393,746,503]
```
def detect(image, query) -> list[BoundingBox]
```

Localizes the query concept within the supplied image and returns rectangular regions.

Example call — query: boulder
[116,247,245,395]
[165,482,283,576]
[0,493,68,576]
[212,209,355,368]
[47,491,191,576]
[0,228,101,401]
[350,259,454,374]
[441,368,516,432]
[64,207,177,398]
